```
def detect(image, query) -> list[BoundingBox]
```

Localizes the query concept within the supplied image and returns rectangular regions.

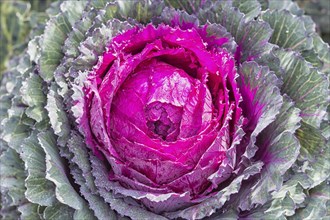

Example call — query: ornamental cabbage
[0,0,329,220]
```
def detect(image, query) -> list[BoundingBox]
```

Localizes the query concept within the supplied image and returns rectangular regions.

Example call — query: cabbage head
[0,0,329,220]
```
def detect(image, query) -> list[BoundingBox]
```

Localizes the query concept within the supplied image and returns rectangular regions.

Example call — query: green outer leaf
[73,207,96,220]
[72,19,132,73]
[39,1,87,82]
[237,61,283,163]
[244,206,287,220]
[21,134,56,206]
[92,2,123,25]
[71,166,115,220]
[206,209,238,220]
[261,9,313,51]
[0,148,26,206]
[21,73,45,106]
[63,9,98,59]
[257,95,301,150]
[0,203,20,220]
[27,35,42,64]
[59,1,87,25]
[233,0,261,21]
[275,49,329,127]
[39,13,71,82]
[155,6,199,27]
[1,56,32,152]
[38,130,85,210]
[165,0,202,14]
[43,202,74,220]
[240,81,328,217]
[18,203,41,220]
[312,34,330,74]
[118,0,164,23]
[198,1,273,63]
[198,1,244,42]
[263,171,313,218]
[289,181,330,220]
[68,133,96,193]
[266,193,296,217]
[66,132,116,219]
[313,34,330,64]
[0,72,16,123]
[87,0,109,9]
[321,114,330,139]
[1,115,30,153]
[238,95,301,210]
[266,174,312,217]
[296,122,330,187]
[21,72,47,123]
[46,83,70,146]
[242,132,300,209]
[262,0,304,15]
[301,49,323,69]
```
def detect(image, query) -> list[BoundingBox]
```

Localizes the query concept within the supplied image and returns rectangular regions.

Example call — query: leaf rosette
[0,0,329,220]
